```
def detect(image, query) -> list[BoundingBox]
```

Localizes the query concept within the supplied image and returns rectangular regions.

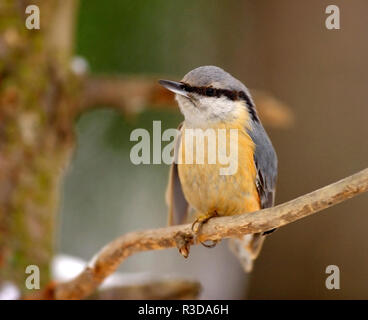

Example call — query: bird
[158,66,278,272]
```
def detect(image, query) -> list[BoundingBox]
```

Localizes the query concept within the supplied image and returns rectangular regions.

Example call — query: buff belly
[177,124,261,218]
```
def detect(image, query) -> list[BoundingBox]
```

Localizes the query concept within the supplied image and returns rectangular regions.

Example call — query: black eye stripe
[180,82,259,122]
[181,82,249,102]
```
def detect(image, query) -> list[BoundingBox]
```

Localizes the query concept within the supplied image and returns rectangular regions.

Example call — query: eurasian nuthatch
[159,66,278,272]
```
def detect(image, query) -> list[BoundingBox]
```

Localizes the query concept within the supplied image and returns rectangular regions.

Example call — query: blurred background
[1,0,368,299]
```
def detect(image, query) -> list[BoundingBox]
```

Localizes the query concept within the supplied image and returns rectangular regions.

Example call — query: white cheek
[176,95,240,127]
[204,97,234,118]
[175,95,205,126]
[197,97,237,125]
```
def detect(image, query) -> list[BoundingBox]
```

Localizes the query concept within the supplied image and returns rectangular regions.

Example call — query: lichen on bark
[0,0,80,292]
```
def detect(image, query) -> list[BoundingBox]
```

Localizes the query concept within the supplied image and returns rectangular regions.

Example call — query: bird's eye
[206,87,215,96]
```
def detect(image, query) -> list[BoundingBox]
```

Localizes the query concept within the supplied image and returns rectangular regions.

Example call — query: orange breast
[178,117,260,217]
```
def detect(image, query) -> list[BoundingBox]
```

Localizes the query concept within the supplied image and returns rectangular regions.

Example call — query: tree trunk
[0,0,79,292]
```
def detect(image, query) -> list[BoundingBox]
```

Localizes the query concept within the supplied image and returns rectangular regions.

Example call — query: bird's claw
[191,213,220,248]
[199,239,219,248]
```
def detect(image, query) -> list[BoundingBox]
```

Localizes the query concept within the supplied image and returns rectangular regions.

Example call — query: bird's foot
[191,212,217,233]
[191,212,219,248]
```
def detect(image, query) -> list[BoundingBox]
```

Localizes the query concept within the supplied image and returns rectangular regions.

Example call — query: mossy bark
[0,0,79,292]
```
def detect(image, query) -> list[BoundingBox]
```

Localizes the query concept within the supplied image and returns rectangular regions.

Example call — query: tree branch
[52,167,368,299]
[79,76,294,128]
[79,75,174,114]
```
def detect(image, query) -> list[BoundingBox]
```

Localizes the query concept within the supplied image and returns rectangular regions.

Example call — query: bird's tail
[228,233,265,273]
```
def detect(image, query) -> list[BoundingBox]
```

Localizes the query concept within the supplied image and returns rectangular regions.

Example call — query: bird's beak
[158,79,189,98]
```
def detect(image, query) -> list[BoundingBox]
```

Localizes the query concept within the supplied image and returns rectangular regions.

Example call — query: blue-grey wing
[229,117,278,272]
[248,121,278,209]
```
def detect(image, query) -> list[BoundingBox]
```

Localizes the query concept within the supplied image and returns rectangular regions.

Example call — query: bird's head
[159,66,257,127]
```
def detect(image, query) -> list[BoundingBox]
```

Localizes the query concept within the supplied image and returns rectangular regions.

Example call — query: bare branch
[52,168,368,299]
[79,76,294,128]
[79,75,174,114]
[27,278,200,300]
[252,89,294,128]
